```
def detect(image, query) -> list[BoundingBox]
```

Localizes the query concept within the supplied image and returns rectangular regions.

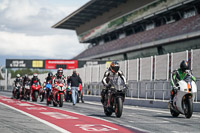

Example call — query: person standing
[67,70,82,106]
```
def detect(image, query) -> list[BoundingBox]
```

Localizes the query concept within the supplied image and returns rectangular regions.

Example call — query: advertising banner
[45,60,77,69]
[6,59,44,69]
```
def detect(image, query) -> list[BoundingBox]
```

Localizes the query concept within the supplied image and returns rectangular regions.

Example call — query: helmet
[16,74,20,78]
[48,72,53,77]
[180,60,189,72]
[33,73,38,79]
[110,61,120,73]
[57,68,63,77]
[24,74,28,78]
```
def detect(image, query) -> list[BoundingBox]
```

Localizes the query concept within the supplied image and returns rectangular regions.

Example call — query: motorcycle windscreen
[110,77,125,91]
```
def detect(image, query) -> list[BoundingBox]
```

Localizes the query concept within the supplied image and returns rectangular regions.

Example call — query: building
[52,0,200,61]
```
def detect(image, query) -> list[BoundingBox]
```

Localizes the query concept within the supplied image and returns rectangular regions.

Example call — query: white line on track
[85,101,200,118]
[21,98,150,133]
[0,102,70,133]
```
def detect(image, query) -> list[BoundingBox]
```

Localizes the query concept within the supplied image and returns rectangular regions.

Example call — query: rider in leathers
[170,60,196,104]
[23,74,31,90]
[46,72,53,103]
[31,73,41,86]
[12,74,23,98]
[101,61,127,104]
[52,68,66,84]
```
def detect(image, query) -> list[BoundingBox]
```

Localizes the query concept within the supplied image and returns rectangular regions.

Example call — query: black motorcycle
[13,82,22,99]
[103,78,127,118]
[24,81,31,100]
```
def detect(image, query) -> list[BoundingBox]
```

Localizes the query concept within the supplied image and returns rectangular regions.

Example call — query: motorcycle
[31,82,41,102]
[24,81,31,100]
[13,82,22,99]
[169,73,197,118]
[103,78,127,118]
[77,84,84,103]
[65,85,72,102]
[51,79,66,107]
[40,82,46,102]
[46,83,52,105]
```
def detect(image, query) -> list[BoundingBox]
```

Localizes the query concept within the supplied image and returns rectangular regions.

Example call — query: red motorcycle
[51,79,66,107]
[31,82,41,102]
[77,84,84,103]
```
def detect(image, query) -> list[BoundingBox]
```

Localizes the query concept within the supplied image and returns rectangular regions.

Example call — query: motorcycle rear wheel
[170,107,179,117]
[53,101,57,107]
[77,92,80,103]
[115,97,123,118]
[184,98,193,118]
[104,108,112,116]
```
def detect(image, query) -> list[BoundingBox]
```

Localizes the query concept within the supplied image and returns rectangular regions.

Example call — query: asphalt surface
[0,91,200,133]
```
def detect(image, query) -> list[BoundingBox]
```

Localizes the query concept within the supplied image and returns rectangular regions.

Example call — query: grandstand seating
[75,14,200,59]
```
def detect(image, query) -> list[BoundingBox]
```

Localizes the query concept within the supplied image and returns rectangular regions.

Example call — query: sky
[0,0,90,66]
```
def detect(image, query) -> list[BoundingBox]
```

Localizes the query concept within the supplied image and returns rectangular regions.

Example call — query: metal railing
[83,80,200,103]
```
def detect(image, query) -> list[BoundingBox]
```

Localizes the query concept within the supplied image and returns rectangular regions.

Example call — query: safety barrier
[83,80,200,102]
[1,49,200,102]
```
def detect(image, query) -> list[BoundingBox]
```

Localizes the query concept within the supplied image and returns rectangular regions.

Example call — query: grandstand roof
[52,0,127,30]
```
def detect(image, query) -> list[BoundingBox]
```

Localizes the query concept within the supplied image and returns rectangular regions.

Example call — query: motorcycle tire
[81,94,84,103]
[104,108,112,116]
[59,94,63,107]
[77,92,80,103]
[170,107,179,117]
[53,101,57,107]
[184,98,193,118]
[17,92,20,99]
[115,97,123,118]
[34,91,38,102]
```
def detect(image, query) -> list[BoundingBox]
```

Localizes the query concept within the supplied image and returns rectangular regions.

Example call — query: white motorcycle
[170,73,197,118]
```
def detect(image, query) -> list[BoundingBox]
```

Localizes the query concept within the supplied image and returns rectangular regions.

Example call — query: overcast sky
[0,0,90,66]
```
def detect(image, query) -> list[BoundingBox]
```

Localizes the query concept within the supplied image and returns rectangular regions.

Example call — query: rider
[23,74,30,85]
[31,73,41,86]
[45,72,53,103]
[46,72,53,84]
[170,60,196,104]
[12,74,23,98]
[53,68,66,84]
[101,61,128,104]
[23,74,30,89]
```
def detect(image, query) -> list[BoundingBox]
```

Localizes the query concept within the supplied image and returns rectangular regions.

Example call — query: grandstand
[53,0,200,61]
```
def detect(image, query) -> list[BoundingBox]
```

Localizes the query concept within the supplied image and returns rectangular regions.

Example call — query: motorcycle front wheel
[115,97,123,118]
[59,94,63,107]
[34,91,38,102]
[184,98,193,118]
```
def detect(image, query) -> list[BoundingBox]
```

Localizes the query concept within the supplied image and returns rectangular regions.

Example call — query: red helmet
[57,68,63,77]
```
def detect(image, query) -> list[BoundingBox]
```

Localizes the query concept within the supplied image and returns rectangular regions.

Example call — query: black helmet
[24,74,28,78]
[180,60,189,72]
[110,61,120,73]
[48,72,53,77]
[57,68,63,77]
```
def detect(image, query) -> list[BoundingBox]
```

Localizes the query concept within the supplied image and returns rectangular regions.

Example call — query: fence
[1,49,200,102]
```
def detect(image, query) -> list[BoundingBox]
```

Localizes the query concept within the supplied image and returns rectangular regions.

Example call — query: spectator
[67,70,82,106]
